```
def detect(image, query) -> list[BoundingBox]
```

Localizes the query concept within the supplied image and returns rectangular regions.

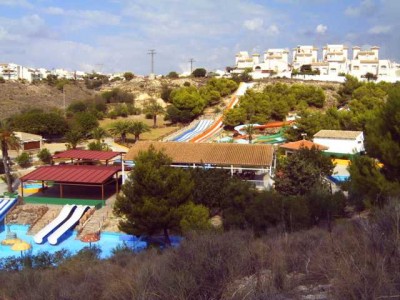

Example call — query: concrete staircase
[28,206,62,235]
[77,207,110,238]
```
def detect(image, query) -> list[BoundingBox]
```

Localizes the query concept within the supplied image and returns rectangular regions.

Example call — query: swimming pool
[0,224,147,260]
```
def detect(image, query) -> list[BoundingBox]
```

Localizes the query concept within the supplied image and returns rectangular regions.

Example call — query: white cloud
[266,24,280,36]
[42,7,64,15]
[368,25,391,34]
[243,18,263,31]
[0,0,32,8]
[315,24,327,34]
[345,0,375,17]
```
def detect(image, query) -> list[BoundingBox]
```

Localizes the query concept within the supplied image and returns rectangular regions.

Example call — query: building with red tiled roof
[279,140,328,155]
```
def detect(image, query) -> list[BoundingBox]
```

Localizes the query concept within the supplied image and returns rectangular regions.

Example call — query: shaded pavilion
[20,165,122,202]
[52,149,123,165]
[123,141,274,179]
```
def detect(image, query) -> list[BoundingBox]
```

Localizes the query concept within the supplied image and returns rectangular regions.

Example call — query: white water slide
[48,205,89,245]
[34,204,76,244]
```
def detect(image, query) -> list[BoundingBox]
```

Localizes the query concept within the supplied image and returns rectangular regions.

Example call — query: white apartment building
[234,51,259,73]
[292,45,318,70]
[0,63,39,82]
[253,49,289,74]
[350,46,379,78]
[322,44,349,75]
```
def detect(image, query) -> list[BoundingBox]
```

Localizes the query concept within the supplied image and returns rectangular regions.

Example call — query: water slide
[34,204,77,244]
[48,205,89,245]
[234,121,294,135]
[190,82,255,143]
[173,119,214,142]
[0,197,18,223]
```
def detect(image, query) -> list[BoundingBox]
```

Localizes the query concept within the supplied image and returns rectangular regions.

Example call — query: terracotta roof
[124,141,274,167]
[314,130,363,140]
[279,140,329,151]
[53,150,122,161]
[20,165,121,184]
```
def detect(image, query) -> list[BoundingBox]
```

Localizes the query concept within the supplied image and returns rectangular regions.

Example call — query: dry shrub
[2,204,400,300]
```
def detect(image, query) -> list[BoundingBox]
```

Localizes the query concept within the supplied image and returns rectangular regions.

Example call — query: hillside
[0,77,208,120]
[0,81,95,119]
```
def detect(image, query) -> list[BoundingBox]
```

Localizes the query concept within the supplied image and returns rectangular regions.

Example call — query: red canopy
[20,165,121,184]
[52,149,122,161]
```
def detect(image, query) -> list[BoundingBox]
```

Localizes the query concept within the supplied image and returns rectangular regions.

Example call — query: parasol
[80,232,100,247]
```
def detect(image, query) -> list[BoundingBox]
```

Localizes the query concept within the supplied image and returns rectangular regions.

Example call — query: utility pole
[148,49,156,75]
[189,58,195,74]
[63,85,66,117]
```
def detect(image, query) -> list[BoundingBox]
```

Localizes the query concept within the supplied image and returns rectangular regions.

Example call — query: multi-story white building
[234,51,259,73]
[292,45,318,70]
[350,46,379,78]
[322,44,349,75]
[253,48,289,74]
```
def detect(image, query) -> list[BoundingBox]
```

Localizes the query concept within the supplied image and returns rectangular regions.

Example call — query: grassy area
[99,115,180,141]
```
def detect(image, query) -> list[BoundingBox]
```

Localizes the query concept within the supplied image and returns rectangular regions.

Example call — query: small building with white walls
[13,132,43,151]
[313,130,364,156]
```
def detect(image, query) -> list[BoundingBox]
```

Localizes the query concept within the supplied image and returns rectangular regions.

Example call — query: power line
[189,58,195,73]
[148,49,156,74]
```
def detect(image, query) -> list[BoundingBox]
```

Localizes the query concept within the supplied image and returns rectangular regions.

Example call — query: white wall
[313,135,364,154]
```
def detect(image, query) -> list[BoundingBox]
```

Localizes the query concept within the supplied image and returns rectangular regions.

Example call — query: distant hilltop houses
[0,63,90,82]
[233,44,400,83]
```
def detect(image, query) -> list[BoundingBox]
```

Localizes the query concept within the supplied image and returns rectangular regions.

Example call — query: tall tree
[143,98,165,128]
[129,121,150,142]
[114,146,195,245]
[91,127,108,143]
[366,85,400,181]
[274,147,334,196]
[64,130,84,150]
[0,120,20,192]
[244,124,256,144]
[108,120,132,143]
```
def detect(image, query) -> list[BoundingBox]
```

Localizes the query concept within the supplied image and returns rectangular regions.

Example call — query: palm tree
[0,120,20,192]
[143,98,165,128]
[108,120,132,144]
[130,121,150,142]
[244,124,256,144]
[91,127,108,143]
[65,130,85,149]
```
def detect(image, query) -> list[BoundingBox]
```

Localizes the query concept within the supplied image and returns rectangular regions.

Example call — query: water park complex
[0,83,359,259]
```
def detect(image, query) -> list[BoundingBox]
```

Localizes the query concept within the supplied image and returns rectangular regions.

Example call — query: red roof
[279,140,329,151]
[52,150,122,161]
[20,165,121,184]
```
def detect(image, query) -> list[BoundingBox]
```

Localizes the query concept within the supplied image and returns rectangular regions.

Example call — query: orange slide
[190,92,239,143]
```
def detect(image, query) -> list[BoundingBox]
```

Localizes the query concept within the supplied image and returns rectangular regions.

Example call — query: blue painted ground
[0,224,147,259]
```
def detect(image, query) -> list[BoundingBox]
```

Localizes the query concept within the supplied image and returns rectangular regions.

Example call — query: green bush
[0,77,5,83]
[192,68,207,77]
[37,148,52,164]
[15,152,31,168]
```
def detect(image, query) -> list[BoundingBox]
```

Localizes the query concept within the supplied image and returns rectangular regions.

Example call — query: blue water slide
[174,120,213,142]
[0,197,18,223]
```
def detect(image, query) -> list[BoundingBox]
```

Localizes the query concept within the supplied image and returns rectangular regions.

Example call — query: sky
[0,0,399,75]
